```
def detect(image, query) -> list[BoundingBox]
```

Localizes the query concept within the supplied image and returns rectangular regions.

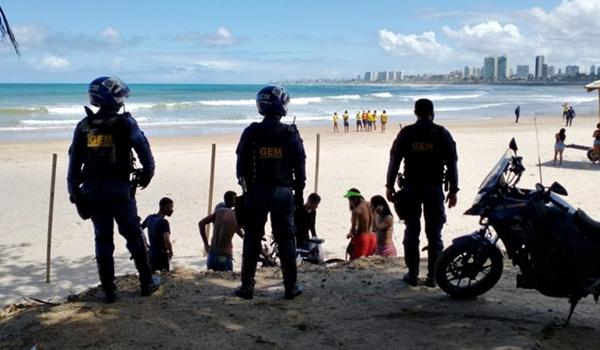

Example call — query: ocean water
[0,83,597,140]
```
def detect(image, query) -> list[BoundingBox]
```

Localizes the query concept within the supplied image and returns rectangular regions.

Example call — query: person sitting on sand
[593,124,600,164]
[554,128,566,166]
[295,193,321,248]
[344,188,376,260]
[199,206,244,271]
[370,195,397,257]
[142,197,175,272]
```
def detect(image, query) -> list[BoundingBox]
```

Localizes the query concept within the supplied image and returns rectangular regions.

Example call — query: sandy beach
[2,114,600,307]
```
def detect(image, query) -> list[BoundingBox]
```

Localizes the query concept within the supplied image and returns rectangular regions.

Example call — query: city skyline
[1,0,600,83]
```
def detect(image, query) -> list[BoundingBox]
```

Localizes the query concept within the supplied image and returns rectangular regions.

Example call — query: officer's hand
[167,250,173,259]
[138,171,152,189]
[446,192,458,208]
[386,188,395,202]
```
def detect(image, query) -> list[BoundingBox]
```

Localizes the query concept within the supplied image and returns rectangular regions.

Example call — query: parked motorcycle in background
[435,138,600,323]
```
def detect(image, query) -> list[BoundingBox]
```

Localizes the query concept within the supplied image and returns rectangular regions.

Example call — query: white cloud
[100,27,122,46]
[33,54,71,72]
[175,27,240,47]
[442,21,527,56]
[110,56,124,69]
[378,29,452,59]
[13,25,48,48]
[528,0,600,65]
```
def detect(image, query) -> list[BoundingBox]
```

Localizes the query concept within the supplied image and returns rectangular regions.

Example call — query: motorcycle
[258,236,344,267]
[435,138,600,323]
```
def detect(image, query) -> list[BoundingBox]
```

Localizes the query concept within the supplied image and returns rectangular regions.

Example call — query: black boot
[281,256,303,300]
[425,248,441,288]
[96,256,117,303]
[133,252,161,296]
[235,256,257,299]
[403,244,420,286]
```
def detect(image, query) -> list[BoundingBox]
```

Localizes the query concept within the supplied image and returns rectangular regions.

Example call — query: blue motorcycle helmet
[256,85,290,117]
[88,76,131,110]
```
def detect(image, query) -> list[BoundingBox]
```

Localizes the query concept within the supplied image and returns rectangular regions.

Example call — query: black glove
[137,170,153,189]
[294,192,304,208]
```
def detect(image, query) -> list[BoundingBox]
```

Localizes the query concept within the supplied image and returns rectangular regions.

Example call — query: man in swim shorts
[344,188,376,260]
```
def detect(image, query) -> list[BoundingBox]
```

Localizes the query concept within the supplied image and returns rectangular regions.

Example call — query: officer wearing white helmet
[235,85,306,299]
[67,76,160,302]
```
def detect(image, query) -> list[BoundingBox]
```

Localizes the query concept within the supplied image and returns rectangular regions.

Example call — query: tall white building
[395,71,402,81]
[464,66,471,79]
[535,55,545,79]
[376,71,387,81]
[497,55,509,80]
[483,56,497,81]
[591,65,597,75]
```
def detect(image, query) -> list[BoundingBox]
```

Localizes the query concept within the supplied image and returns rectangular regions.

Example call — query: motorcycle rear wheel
[435,243,503,298]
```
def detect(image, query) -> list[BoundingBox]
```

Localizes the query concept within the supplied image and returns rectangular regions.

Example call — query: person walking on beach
[235,85,306,300]
[386,98,459,287]
[199,205,244,272]
[344,188,376,260]
[562,103,569,121]
[566,106,576,127]
[355,111,363,132]
[370,195,397,257]
[295,193,321,249]
[381,110,388,132]
[333,112,340,133]
[342,110,350,133]
[67,76,160,303]
[554,128,566,166]
[514,105,520,123]
[593,123,600,164]
[142,197,174,272]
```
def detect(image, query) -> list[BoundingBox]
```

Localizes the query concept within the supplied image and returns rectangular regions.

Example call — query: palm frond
[0,6,20,56]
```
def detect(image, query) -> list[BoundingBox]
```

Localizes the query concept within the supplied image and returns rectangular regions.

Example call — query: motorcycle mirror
[549,182,568,196]
[509,138,518,152]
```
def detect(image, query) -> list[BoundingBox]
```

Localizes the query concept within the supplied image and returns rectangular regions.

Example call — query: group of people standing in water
[332,110,389,133]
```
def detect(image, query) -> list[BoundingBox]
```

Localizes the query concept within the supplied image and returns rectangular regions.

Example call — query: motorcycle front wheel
[435,243,503,298]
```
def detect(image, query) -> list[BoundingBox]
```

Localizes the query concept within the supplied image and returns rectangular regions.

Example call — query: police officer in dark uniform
[235,85,306,300]
[385,98,458,287]
[67,76,160,302]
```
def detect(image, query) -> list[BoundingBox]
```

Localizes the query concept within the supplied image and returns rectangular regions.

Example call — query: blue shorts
[207,252,233,271]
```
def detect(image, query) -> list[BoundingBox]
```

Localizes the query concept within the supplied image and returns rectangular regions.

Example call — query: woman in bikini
[554,128,566,166]
[370,195,397,257]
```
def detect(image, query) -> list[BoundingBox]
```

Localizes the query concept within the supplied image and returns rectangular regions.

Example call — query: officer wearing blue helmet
[235,85,306,299]
[67,76,160,303]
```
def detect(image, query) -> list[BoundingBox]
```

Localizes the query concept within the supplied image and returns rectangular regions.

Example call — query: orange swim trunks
[349,232,377,260]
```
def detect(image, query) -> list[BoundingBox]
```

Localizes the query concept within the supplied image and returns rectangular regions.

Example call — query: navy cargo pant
[402,184,446,278]
[241,186,297,289]
[85,180,152,289]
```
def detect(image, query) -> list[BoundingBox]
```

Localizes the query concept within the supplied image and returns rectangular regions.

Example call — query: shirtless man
[199,208,243,271]
[344,188,376,260]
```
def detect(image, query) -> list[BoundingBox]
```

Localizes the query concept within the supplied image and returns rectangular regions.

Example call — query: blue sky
[1,0,598,83]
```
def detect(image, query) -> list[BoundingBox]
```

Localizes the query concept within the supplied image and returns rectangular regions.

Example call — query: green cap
[343,190,362,198]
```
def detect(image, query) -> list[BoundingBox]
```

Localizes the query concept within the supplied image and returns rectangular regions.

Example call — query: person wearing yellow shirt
[381,110,388,132]
[372,110,378,131]
[361,110,368,130]
[367,110,373,131]
[342,110,350,133]
[333,112,339,133]
[355,111,362,132]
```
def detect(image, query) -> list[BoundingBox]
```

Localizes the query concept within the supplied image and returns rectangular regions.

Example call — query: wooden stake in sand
[46,153,57,283]
[314,133,320,193]
[205,144,216,255]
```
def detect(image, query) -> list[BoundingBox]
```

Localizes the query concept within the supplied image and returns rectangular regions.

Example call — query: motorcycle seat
[574,209,600,238]
[308,237,324,244]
